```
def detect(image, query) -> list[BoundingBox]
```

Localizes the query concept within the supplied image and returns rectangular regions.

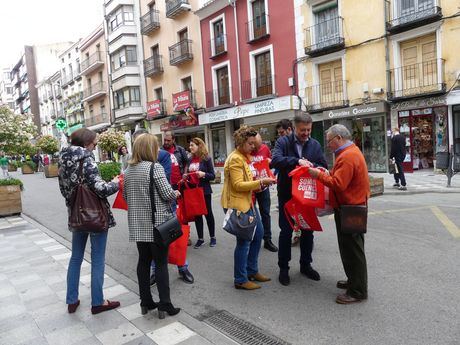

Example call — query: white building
[0,67,15,110]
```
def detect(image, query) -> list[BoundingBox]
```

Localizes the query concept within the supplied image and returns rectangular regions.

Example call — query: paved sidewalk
[0,216,234,345]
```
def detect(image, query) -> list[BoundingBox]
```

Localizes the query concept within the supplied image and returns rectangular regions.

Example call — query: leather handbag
[69,159,109,232]
[222,207,257,241]
[339,204,368,234]
[149,164,182,247]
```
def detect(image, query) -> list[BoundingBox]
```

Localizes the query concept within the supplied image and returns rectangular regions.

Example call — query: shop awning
[66,123,84,135]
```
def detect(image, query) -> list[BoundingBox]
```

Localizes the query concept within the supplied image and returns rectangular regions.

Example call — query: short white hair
[326,124,351,140]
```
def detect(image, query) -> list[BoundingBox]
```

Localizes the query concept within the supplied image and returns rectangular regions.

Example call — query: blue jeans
[255,188,271,240]
[233,207,264,284]
[66,231,108,306]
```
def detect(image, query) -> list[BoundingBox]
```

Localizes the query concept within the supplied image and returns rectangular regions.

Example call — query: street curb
[381,187,460,196]
[20,213,238,345]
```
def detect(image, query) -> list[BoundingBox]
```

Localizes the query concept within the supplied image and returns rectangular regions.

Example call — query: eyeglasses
[327,135,339,145]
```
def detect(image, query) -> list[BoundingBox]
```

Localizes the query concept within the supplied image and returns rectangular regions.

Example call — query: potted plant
[98,129,126,161]
[8,160,19,172]
[0,178,23,216]
[18,142,37,174]
[37,135,60,178]
[98,161,121,182]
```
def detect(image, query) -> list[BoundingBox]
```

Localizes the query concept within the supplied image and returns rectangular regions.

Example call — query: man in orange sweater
[309,124,370,304]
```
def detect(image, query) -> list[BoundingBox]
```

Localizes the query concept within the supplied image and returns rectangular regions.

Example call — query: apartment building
[0,68,15,110]
[195,0,299,168]
[36,71,61,136]
[80,24,112,133]
[139,0,206,147]
[103,0,147,136]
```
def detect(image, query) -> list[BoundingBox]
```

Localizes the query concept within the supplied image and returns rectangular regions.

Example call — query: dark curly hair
[233,125,257,148]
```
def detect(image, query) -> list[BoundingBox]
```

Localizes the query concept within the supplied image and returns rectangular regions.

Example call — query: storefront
[390,96,448,172]
[314,102,389,172]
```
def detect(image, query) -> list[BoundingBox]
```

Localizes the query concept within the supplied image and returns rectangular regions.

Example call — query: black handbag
[339,204,368,234]
[149,163,182,247]
[223,207,257,241]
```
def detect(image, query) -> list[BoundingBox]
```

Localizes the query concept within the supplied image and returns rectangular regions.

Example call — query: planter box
[8,164,17,172]
[21,165,34,174]
[0,185,22,216]
[369,176,384,197]
[44,164,59,178]
[211,170,222,184]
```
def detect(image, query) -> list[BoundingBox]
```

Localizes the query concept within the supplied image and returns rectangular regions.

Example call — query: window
[400,0,434,19]
[313,1,339,48]
[251,0,267,39]
[317,60,343,105]
[111,46,137,70]
[216,66,230,105]
[89,104,94,117]
[151,45,159,57]
[255,51,272,97]
[108,6,134,32]
[212,19,225,55]
[100,100,106,115]
[126,46,137,63]
[154,87,163,100]
[113,87,141,109]
[182,76,192,91]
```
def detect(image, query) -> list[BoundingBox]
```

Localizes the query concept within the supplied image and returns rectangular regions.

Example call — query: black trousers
[195,193,215,239]
[334,210,368,299]
[394,161,406,186]
[136,242,170,306]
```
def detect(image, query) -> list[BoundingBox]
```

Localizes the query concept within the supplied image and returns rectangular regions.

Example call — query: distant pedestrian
[308,124,369,304]
[390,128,407,191]
[123,133,181,319]
[118,146,129,172]
[186,138,216,248]
[0,154,9,178]
[43,155,50,166]
[58,128,120,314]
[221,125,276,290]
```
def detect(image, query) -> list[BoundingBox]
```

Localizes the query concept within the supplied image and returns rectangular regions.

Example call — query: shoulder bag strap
[149,163,156,224]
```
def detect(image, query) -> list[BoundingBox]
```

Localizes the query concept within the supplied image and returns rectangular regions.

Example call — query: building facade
[80,24,112,133]
[36,71,61,136]
[196,0,299,168]
[0,68,15,111]
[139,0,206,148]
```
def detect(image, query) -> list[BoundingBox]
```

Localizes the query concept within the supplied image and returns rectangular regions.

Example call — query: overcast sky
[0,0,104,70]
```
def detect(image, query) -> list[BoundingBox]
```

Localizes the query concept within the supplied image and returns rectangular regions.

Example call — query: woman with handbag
[221,126,276,290]
[186,137,216,248]
[58,128,120,315]
[123,134,181,319]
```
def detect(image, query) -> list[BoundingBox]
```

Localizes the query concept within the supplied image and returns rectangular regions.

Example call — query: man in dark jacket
[271,113,327,286]
[162,131,189,190]
[390,127,407,191]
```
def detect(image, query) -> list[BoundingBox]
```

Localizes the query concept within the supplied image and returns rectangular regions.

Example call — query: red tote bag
[252,159,276,180]
[284,199,323,232]
[181,181,207,218]
[112,174,128,210]
[168,224,190,266]
[289,166,325,208]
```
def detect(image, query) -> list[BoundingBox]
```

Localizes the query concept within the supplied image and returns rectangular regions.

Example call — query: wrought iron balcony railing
[80,52,104,75]
[206,86,233,108]
[166,0,191,19]
[140,9,160,35]
[144,55,164,77]
[388,58,445,100]
[305,16,344,57]
[85,112,110,127]
[209,34,227,58]
[386,1,442,34]
[82,81,107,101]
[242,74,275,100]
[306,80,348,112]
[169,40,193,66]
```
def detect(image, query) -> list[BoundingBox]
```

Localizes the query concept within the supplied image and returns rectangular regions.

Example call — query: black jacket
[271,133,327,200]
[162,144,189,175]
[390,134,406,163]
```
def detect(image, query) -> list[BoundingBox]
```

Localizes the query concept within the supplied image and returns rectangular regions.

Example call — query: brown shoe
[335,293,364,304]
[336,280,348,290]
[234,281,261,290]
[67,300,80,314]
[91,300,121,314]
[248,273,271,282]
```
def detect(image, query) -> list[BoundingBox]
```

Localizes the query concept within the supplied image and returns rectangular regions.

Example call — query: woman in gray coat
[123,133,181,319]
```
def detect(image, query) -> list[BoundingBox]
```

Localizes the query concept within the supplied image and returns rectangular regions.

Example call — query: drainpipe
[231,1,242,103]
[384,0,391,172]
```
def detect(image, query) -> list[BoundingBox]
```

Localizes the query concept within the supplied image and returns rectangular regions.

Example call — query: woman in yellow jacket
[221,126,276,290]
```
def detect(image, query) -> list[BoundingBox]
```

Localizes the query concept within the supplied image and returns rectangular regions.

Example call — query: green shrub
[23,160,36,170]
[0,178,23,190]
[9,160,19,169]
[36,135,59,154]
[97,161,121,182]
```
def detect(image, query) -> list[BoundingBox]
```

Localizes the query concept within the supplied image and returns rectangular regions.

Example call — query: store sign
[320,102,387,120]
[160,114,198,131]
[172,90,191,112]
[146,100,162,119]
[199,95,298,125]
[390,96,446,111]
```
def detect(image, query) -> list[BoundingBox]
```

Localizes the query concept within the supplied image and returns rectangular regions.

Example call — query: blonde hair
[233,125,257,148]
[191,137,208,161]
[129,133,159,165]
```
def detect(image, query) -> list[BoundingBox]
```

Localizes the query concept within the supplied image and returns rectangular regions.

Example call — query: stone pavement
[0,215,235,345]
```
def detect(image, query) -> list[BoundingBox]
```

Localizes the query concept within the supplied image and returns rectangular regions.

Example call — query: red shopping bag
[176,201,194,224]
[180,181,207,218]
[112,174,128,210]
[289,166,325,208]
[252,159,276,180]
[168,224,190,266]
[284,199,323,232]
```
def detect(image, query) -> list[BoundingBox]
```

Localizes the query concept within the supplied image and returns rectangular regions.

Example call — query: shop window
[212,128,227,166]
[454,105,460,154]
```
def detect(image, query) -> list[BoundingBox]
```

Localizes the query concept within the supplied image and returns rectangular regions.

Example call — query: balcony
[386,1,442,34]
[82,81,107,102]
[144,55,164,77]
[306,80,348,112]
[305,17,344,57]
[55,88,62,99]
[140,9,160,35]
[169,40,193,66]
[242,74,275,101]
[61,73,74,88]
[209,35,227,59]
[246,14,270,43]
[388,59,445,100]
[80,52,104,76]
[48,91,54,100]
[206,86,233,109]
[85,112,111,128]
[166,0,191,18]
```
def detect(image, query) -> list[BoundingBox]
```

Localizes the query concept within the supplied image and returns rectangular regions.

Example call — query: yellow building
[297,0,460,173]
[139,0,206,148]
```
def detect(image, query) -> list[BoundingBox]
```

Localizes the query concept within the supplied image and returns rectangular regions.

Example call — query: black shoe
[300,265,321,281]
[150,273,156,286]
[158,303,181,319]
[264,240,278,252]
[336,280,348,290]
[179,269,194,284]
[140,302,158,315]
[278,269,290,286]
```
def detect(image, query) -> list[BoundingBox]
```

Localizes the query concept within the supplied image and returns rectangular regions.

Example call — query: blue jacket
[187,156,215,195]
[158,149,172,182]
[271,133,327,200]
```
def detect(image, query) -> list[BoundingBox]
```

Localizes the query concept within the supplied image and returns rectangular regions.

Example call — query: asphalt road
[13,171,460,345]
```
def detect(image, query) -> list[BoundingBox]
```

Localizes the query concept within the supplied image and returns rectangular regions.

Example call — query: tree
[98,129,126,159]
[0,106,37,154]
[36,135,59,154]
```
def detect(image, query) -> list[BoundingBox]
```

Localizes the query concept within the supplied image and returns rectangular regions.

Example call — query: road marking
[429,206,460,238]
